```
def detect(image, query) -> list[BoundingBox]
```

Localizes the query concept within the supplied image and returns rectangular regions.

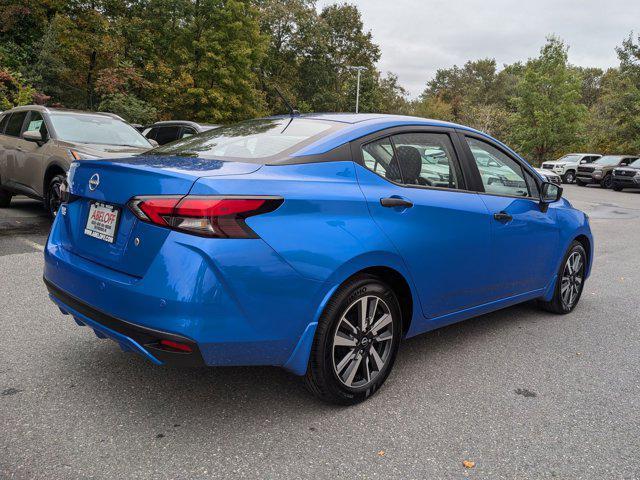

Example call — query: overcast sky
[316,0,640,97]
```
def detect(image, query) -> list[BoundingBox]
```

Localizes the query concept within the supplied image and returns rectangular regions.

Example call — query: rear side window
[362,138,395,179]
[391,133,460,189]
[361,133,461,189]
[466,137,529,197]
[0,114,9,133]
[5,112,27,137]
[154,126,181,145]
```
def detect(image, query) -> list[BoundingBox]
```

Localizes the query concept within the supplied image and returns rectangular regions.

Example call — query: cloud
[317,0,640,97]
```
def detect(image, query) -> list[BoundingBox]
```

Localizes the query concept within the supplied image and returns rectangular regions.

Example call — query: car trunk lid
[59,156,262,277]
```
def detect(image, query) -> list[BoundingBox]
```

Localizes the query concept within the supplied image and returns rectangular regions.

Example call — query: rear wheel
[45,174,66,218]
[563,170,576,184]
[305,274,402,405]
[0,187,11,207]
[538,241,587,314]
[601,174,613,189]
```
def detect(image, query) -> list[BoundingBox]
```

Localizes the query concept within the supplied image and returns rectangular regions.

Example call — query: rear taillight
[127,195,283,238]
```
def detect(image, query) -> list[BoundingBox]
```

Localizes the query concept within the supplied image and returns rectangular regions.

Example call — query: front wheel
[45,174,66,218]
[305,274,402,405]
[538,241,587,314]
[601,174,613,189]
[563,170,576,184]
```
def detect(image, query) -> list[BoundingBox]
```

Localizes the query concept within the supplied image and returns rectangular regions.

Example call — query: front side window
[25,112,48,139]
[5,112,27,137]
[180,127,197,139]
[467,137,529,197]
[49,113,151,147]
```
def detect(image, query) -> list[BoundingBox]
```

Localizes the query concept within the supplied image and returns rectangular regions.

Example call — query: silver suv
[0,105,153,216]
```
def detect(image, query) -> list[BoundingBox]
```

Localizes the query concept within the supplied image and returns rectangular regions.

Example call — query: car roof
[282,113,500,158]
[146,120,216,129]
[2,105,125,121]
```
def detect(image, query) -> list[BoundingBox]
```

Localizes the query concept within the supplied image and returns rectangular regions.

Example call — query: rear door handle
[380,197,413,209]
[493,212,513,222]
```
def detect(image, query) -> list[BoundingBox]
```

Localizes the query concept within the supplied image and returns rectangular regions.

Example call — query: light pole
[347,66,366,113]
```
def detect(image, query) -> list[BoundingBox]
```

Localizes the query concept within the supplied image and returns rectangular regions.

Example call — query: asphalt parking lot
[1,185,639,480]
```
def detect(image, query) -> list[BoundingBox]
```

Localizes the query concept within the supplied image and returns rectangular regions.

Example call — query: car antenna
[273,85,300,117]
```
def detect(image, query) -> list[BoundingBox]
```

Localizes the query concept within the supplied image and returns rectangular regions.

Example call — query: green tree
[98,93,158,124]
[510,37,586,163]
[585,34,640,153]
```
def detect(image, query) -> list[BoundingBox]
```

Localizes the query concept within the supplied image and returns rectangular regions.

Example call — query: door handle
[493,211,513,222]
[380,197,413,209]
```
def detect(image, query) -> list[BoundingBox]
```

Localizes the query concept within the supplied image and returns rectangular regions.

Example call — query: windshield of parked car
[148,118,337,161]
[594,155,624,166]
[556,154,580,163]
[629,159,640,168]
[49,113,151,147]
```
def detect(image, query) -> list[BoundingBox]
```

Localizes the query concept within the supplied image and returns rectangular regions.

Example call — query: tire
[576,179,586,186]
[563,170,576,184]
[613,185,623,192]
[45,174,66,218]
[601,174,613,189]
[304,274,402,405]
[0,187,11,207]
[538,241,587,314]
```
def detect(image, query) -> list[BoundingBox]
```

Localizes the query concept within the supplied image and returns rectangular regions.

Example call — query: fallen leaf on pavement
[377,450,385,457]
[462,460,475,469]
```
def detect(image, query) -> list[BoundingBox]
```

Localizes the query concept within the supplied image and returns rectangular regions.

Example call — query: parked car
[541,153,601,184]
[0,105,153,216]
[141,121,219,145]
[612,158,640,191]
[576,155,639,188]
[534,167,562,186]
[44,113,593,405]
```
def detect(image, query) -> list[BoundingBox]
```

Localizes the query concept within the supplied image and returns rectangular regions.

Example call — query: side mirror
[23,130,43,144]
[540,182,562,211]
[148,139,159,147]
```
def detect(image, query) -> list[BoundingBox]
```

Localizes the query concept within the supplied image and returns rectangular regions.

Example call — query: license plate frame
[84,201,121,244]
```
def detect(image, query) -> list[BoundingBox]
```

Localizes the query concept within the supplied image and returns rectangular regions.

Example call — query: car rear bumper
[46,278,205,366]
[43,217,327,371]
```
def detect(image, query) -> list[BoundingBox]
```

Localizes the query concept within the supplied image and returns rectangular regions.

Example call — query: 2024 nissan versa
[44,114,593,405]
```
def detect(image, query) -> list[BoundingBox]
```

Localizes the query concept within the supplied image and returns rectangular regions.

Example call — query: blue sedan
[44,114,593,404]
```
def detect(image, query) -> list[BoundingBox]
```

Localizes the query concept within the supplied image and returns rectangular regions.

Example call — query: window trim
[350,126,471,193]
[458,131,544,201]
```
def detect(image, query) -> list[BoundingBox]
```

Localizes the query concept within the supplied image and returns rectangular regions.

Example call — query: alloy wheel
[561,251,584,309]
[331,295,394,388]
[564,171,575,184]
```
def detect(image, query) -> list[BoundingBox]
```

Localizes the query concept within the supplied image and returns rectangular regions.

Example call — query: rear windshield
[50,113,151,147]
[148,118,338,162]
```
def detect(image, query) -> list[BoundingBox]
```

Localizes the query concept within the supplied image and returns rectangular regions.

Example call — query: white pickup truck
[541,153,601,184]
